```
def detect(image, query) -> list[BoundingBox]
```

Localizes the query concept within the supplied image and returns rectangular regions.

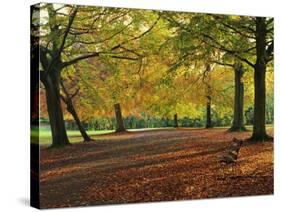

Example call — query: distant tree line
[38,103,273,131]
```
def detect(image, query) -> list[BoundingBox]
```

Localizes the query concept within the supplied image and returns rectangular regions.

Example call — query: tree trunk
[251,17,269,141]
[205,96,212,128]
[230,63,246,131]
[60,80,92,142]
[252,64,267,140]
[174,113,179,128]
[129,117,134,129]
[165,117,169,127]
[114,103,126,132]
[203,64,212,129]
[41,72,70,147]
[64,98,92,142]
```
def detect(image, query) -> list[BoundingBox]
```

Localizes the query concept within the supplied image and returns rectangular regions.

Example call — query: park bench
[218,138,243,164]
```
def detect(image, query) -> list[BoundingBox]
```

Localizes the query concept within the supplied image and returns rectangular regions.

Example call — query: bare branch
[70,88,80,99]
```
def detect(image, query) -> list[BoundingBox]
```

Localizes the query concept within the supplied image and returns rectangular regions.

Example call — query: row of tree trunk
[61,59,248,138]
[43,63,262,147]
[203,63,246,130]
[114,18,271,139]
[47,60,254,146]
[36,8,271,148]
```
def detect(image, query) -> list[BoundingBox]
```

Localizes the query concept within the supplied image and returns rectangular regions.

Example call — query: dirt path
[39,128,273,208]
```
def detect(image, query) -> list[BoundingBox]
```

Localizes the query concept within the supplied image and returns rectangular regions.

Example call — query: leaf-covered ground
[39,128,273,208]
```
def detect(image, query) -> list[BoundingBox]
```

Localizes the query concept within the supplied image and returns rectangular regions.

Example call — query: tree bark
[205,96,212,128]
[64,97,92,142]
[165,117,169,127]
[203,64,212,129]
[251,17,269,141]
[230,63,246,131]
[114,103,126,132]
[38,5,78,148]
[41,72,70,147]
[174,113,179,128]
[60,81,92,142]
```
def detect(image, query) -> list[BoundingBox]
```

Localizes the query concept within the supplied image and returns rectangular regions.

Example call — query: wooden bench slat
[218,138,243,164]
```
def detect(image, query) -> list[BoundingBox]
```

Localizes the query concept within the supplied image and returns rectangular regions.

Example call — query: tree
[39,5,78,147]
[31,5,40,125]
[35,4,273,146]
[251,17,273,140]
[200,16,273,140]
[203,64,213,128]
[211,60,246,131]
[174,114,179,128]
[60,79,92,142]
[114,103,126,132]
[229,63,246,131]
[37,3,160,147]
[166,14,273,140]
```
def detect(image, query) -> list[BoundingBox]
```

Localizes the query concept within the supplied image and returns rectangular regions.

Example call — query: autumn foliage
[39,129,273,208]
[31,3,274,208]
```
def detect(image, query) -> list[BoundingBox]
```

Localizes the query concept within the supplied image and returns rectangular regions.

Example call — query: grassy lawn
[31,124,273,146]
[31,127,114,145]
[245,124,273,131]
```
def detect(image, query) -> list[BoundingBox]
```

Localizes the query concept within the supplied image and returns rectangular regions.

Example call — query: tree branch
[62,52,100,67]
[214,16,255,39]
[70,88,80,99]
[63,15,159,68]
[57,7,78,58]
[73,20,133,45]
[111,15,161,51]
[110,55,139,60]
[201,33,255,68]
[60,93,67,103]
[45,6,78,74]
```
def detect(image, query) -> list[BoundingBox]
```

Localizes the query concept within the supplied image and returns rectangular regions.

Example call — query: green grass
[31,127,114,145]
[210,124,273,131]
[31,124,273,146]
[245,124,273,131]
